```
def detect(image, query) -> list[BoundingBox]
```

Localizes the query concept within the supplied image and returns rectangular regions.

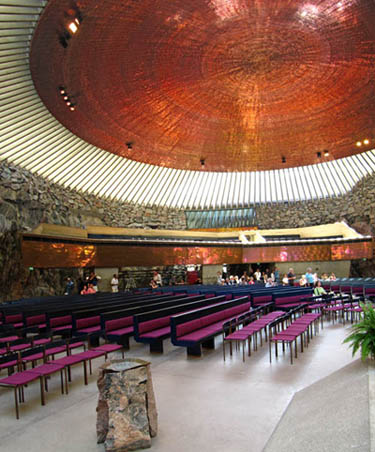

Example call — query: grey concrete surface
[0,322,364,452]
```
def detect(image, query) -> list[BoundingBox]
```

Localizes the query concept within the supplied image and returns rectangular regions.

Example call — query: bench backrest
[133,296,226,338]
[100,294,205,331]
[171,297,250,340]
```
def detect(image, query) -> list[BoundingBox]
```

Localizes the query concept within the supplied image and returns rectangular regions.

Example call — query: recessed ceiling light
[364,139,370,145]
[68,22,78,34]
[356,141,362,147]
[324,150,329,157]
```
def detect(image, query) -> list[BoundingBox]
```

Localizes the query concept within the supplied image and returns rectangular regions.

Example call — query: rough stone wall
[0,161,186,301]
[0,160,375,301]
[255,175,375,230]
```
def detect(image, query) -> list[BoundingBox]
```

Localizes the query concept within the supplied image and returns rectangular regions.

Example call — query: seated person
[86,283,96,294]
[80,284,88,295]
[150,279,158,289]
[299,275,307,287]
[313,281,327,297]
[265,278,274,288]
[282,274,289,285]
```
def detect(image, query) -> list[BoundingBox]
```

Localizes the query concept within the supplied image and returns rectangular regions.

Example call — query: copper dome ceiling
[30,0,375,172]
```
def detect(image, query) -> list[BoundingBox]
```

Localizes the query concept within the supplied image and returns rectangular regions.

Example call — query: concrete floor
[0,322,361,452]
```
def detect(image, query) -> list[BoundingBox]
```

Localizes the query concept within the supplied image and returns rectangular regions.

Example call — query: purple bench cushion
[5,314,23,324]
[52,325,72,331]
[76,316,100,329]
[50,315,72,327]
[26,314,46,326]
[176,319,202,337]
[107,326,133,336]
[176,303,250,338]
[105,317,133,332]
[140,326,171,339]
[77,326,101,333]
[138,316,170,334]
[253,295,272,303]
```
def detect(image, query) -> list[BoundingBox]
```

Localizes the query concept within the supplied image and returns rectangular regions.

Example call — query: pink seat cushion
[50,355,85,366]
[0,359,17,369]
[0,335,18,343]
[140,326,171,338]
[94,344,122,352]
[22,352,44,362]
[77,326,101,333]
[77,350,105,359]
[50,315,72,327]
[138,317,170,334]
[0,371,39,386]
[106,317,133,332]
[28,363,64,375]
[52,325,72,331]
[45,346,67,356]
[108,326,133,335]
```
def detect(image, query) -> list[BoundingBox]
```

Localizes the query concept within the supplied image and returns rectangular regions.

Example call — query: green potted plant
[343,302,375,361]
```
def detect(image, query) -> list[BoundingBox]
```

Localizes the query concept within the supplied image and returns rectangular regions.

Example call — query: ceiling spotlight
[63,95,69,101]
[69,104,76,111]
[68,21,78,34]
[66,101,71,106]
[126,142,133,150]
[281,156,286,163]
[364,139,370,145]
[317,152,321,158]
[323,150,329,157]
[356,141,362,147]
[59,86,66,94]
[200,158,205,166]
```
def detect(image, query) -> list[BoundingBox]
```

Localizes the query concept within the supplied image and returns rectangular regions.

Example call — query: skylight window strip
[340,157,360,185]
[288,167,298,201]
[144,166,170,206]
[205,171,218,209]
[301,166,316,199]
[226,172,236,208]
[76,152,117,192]
[96,156,131,199]
[117,162,151,203]
[44,142,95,182]
[195,170,210,209]
[352,153,370,176]
[360,152,375,172]
[57,145,101,185]
[279,168,289,202]
[152,167,176,206]
[320,161,340,196]
[66,147,112,190]
[244,171,251,205]
[24,134,78,172]
[116,160,141,201]
[115,160,146,202]
[236,171,244,207]
[313,164,330,198]
[182,171,201,209]
[3,122,62,160]
[171,169,192,209]
[160,168,182,207]
[200,171,213,209]
[269,170,276,202]
[1,119,61,156]
[294,167,307,200]
[333,159,353,192]
[361,151,375,171]
[133,164,160,205]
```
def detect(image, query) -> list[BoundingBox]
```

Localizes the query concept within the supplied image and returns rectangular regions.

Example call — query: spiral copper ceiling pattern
[31,0,375,172]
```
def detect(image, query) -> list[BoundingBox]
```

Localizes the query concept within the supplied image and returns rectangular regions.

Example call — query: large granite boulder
[96,359,157,452]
